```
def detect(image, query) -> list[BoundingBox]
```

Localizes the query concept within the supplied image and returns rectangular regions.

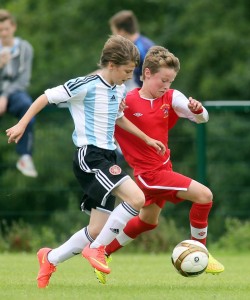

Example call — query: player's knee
[127,189,145,211]
[198,187,213,204]
[205,187,213,202]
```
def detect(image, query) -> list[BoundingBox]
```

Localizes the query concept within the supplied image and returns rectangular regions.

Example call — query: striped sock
[48,226,93,265]
[90,202,138,248]
[105,216,157,255]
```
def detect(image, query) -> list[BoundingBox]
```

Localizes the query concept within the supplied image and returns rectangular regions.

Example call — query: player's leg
[76,146,144,273]
[177,180,224,273]
[177,179,213,245]
[36,225,93,289]
[105,166,184,256]
[89,178,145,248]
[47,209,109,265]
[83,178,145,273]
[105,203,160,256]
[36,193,114,288]
[95,204,160,284]
[37,225,96,288]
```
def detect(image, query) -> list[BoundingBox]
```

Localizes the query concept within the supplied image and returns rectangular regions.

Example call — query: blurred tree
[2,0,249,100]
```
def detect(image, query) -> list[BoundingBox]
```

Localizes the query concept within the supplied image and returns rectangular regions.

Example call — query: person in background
[109,10,155,90]
[0,9,37,177]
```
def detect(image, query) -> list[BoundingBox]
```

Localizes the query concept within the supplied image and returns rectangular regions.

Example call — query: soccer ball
[171,240,209,277]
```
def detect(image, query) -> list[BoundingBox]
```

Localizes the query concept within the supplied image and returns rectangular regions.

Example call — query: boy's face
[109,62,135,85]
[0,19,16,44]
[144,67,177,98]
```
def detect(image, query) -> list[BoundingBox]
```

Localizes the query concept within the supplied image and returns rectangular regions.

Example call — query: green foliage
[2,215,250,254]
[0,206,90,252]
[124,217,187,253]
[30,225,57,251]
[204,111,250,237]
[158,0,250,100]
[3,0,249,100]
[0,219,51,252]
[215,218,250,251]
[0,107,81,224]
[0,219,34,252]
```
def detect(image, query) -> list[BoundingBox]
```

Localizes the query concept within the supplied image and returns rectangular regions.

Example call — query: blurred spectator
[0,9,37,177]
[109,10,155,90]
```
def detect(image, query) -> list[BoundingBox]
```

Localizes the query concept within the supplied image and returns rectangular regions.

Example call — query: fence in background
[196,100,250,184]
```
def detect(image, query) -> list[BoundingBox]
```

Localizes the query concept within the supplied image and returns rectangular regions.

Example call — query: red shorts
[135,161,192,208]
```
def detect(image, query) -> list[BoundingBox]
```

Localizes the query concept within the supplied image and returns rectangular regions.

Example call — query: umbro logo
[110,228,119,234]
[133,112,143,117]
[110,95,116,101]
[198,231,206,236]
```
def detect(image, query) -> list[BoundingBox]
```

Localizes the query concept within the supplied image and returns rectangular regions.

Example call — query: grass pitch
[0,252,249,300]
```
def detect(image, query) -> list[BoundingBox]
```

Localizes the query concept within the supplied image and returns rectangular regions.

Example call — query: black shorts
[80,194,116,215]
[73,145,130,212]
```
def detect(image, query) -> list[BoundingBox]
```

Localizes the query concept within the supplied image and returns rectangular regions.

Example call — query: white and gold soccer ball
[171,240,209,277]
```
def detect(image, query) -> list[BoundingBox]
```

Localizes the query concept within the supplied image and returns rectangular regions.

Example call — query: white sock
[48,227,93,265]
[116,231,134,246]
[90,202,138,248]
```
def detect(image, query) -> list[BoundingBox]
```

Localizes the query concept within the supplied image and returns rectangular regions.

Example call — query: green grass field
[0,252,249,300]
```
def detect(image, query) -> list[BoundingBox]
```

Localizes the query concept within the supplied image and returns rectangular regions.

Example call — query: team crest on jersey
[109,165,122,175]
[160,104,170,118]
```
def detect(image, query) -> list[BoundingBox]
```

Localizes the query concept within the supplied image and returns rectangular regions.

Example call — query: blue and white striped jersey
[45,74,126,150]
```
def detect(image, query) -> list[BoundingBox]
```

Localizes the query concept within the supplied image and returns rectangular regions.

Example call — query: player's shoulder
[125,88,140,101]
[80,74,100,84]
[172,89,187,100]
[65,74,99,90]
[162,89,187,106]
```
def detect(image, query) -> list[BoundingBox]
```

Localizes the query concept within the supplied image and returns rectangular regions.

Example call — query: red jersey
[115,88,179,176]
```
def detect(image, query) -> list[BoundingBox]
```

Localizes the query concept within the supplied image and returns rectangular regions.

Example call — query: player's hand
[119,99,128,112]
[6,123,26,144]
[145,138,166,155]
[188,97,203,113]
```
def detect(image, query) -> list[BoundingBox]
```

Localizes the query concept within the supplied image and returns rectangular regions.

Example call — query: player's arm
[172,90,209,123]
[116,115,166,155]
[6,94,49,144]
